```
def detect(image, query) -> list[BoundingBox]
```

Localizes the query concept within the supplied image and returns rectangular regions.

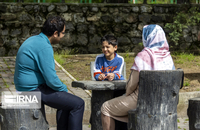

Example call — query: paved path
[0,56,91,130]
[0,56,189,130]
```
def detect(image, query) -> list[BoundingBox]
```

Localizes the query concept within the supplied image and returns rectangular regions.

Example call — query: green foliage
[5,83,9,88]
[172,52,195,65]
[183,80,190,87]
[185,119,189,121]
[138,42,143,47]
[0,0,179,3]
[125,53,129,58]
[165,7,200,45]
[54,52,65,65]
[69,48,79,55]
[56,49,78,56]
[2,0,104,3]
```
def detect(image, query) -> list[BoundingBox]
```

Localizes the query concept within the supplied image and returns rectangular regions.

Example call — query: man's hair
[42,16,66,37]
[101,34,118,46]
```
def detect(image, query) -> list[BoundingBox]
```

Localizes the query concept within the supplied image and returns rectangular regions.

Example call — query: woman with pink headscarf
[101,24,175,130]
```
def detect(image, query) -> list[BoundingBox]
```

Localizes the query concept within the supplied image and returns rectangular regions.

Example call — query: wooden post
[90,90,127,130]
[187,97,200,130]
[91,90,114,130]
[128,70,183,130]
[0,105,49,130]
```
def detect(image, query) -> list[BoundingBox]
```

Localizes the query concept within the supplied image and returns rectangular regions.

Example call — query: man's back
[14,33,52,91]
[14,33,67,92]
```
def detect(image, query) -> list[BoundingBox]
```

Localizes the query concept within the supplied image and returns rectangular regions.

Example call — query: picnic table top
[72,80,127,90]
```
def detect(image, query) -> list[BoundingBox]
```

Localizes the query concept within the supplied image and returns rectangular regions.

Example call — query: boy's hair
[42,16,66,37]
[101,34,118,46]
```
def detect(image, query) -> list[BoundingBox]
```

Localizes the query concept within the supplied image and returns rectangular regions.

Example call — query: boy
[94,34,125,81]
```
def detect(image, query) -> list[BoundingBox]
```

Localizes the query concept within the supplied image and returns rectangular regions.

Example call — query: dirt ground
[62,54,200,92]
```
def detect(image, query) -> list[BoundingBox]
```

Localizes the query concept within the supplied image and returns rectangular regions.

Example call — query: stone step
[177,91,200,118]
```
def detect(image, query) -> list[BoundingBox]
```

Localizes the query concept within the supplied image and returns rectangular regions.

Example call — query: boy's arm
[93,57,102,80]
[113,58,125,80]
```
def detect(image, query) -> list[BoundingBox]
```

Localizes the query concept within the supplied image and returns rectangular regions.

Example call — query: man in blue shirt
[14,16,84,130]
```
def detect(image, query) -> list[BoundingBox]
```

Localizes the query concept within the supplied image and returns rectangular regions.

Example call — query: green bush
[165,7,200,45]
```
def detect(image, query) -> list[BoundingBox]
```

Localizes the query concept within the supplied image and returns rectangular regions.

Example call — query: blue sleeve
[114,73,124,80]
[94,57,102,81]
[113,57,125,80]
[37,48,68,92]
[95,74,100,81]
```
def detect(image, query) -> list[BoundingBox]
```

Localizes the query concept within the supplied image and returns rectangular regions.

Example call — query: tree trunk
[17,0,24,2]
[187,97,200,130]
[128,70,183,130]
[91,90,127,130]
[91,90,114,130]
[143,0,147,4]
[0,105,48,130]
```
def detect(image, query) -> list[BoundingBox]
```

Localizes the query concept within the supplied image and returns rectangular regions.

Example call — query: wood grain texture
[128,70,183,130]
[188,97,200,130]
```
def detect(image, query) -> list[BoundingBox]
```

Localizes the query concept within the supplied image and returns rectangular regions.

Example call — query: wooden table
[72,80,127,130]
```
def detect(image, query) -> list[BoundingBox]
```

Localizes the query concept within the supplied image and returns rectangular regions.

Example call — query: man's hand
[106,73,115,81]
[98,74,107,81]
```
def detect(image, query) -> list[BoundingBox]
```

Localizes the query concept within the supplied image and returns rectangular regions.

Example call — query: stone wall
[0,3,200,56]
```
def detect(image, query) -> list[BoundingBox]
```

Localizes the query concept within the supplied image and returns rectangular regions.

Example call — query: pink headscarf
[131,24,175,72]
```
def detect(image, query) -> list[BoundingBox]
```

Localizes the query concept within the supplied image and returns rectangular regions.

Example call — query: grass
[54,52,66,66]
[54,52,200,92]
[172,53,196,65]
[185,119,189,121]
[54,53,195,80]
[183,80,190,87]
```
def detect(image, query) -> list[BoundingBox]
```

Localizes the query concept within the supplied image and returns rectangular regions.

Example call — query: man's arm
[37,47,68,92]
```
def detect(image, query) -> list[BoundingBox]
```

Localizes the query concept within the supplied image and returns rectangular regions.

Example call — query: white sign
[1,91,41,109]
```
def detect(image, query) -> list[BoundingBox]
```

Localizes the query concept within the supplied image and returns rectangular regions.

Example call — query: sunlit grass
[183,80,190,87]
[54,52,200,85]
[185,119,189,121]
[172,53,196,65]
[54,52,65,65]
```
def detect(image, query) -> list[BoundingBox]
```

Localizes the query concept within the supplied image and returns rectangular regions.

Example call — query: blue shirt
[93,53,125,81]
[14,33,68,92]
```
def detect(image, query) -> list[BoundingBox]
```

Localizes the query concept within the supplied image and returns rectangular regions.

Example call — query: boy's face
[102,41,117,60]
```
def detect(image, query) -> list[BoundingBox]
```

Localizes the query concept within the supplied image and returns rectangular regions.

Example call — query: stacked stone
[0,3,200,56]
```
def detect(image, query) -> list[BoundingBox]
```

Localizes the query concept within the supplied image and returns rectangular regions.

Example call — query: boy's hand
[98,74,107,81]
[106,73,115,81]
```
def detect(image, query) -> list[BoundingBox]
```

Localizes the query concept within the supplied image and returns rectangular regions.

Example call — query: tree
[143,0,147,4]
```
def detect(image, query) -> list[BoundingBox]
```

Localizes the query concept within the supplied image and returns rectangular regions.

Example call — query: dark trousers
[33,84,85,130]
